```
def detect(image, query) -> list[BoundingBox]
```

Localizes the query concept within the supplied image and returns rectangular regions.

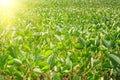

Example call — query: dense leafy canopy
[0,0,120,80]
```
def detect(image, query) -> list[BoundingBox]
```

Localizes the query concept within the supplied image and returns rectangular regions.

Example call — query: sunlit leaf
[45,50,53,57]
[79,37,86,47]
[95,37,100,47]
[14,70,22,78]
[66,56,72,69]
[47,53,55,69]
[33,67,42,74]
[0,55,9,67]
[75,43,84,49]
[108,54,120,65]
[14,58,22,66]
[102,39,112,49]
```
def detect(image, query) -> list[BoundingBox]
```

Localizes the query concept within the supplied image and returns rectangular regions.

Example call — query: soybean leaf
[47,53,55,69]
[75,43,84,49]
[33,67,42,74]
[79,37,86,47]
[95,37,100,47]
[14,58,22,66]
[0,55,9,68]
[14,70,22,78]
[102,39,112,49]
[66,56,72,70]
[108,54,120,65]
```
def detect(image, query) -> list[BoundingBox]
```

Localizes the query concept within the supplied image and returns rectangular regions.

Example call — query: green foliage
[0,0,120,79]
[47,53,55,69]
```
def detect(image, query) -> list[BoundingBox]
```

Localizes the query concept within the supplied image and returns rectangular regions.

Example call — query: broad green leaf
[100,45,107,51]
[54,35,61,41]
[86,40,91,47]
[66,56,72,69]
[93,60,101,67]
[63,70,70,73]
[108,54,120,65]
[8,59,14,64]
[102,39,112,49]
[45,50,53,57]
[41,66,49,72]
[14,70,22,77]
[0,55,9,67]
[117,40,120,47]
[79,37,86,47]
[95,37,100,47]
[89,38,95,45]
[56,44,65,50]
[38,61,48,68]
[47,54,55,69]
[8,47,17,57]
[14,58,22,66]
[75,43,84,49]
[33,67,42,74]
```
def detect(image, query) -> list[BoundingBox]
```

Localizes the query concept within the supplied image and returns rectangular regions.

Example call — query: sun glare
[1,0,10,6]
[0,0,11,7]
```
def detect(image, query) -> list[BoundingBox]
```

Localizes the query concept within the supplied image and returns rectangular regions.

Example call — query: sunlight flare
[0,0,11,6]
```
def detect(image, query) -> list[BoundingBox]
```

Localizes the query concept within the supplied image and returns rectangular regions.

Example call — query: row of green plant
[0,0,120,80]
